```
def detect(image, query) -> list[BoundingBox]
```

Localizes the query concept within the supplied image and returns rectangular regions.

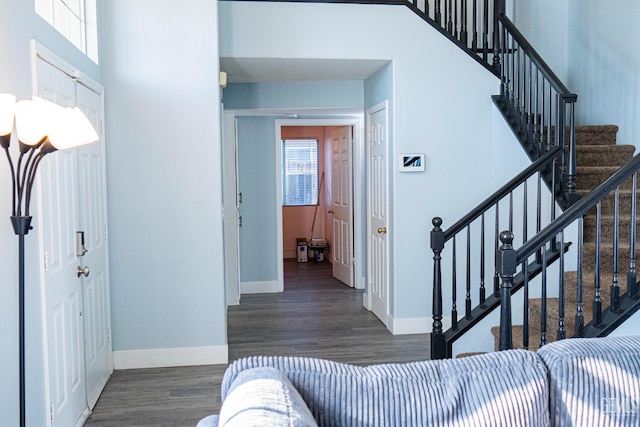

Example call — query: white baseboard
[113,345,228,370]
[388,315,431,335]
[387,314,451,335]
[241,280,281,294]
[362,293,370,310]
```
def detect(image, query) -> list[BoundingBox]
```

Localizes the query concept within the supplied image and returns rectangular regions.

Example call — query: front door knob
[77,266,90,278]
[377,227,387,234]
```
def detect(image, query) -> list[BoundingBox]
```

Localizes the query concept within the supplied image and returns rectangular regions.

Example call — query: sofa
[197,335,640,426]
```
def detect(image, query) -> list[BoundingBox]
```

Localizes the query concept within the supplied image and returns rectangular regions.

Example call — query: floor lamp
[0,93,99,427]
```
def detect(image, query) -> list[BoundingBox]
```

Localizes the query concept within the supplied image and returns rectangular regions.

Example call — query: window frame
[281,138,320,207]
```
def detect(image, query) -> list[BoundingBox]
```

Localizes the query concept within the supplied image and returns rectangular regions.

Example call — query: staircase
[491,125,639,350]
[423,0,640,358]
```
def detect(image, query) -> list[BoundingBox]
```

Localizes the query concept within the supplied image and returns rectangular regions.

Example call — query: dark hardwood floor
[85,260,430,426]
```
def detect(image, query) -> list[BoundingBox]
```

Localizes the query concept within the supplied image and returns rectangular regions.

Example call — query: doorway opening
[275,119,364,292]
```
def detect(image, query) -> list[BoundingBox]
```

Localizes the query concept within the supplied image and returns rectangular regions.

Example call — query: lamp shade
[48,107,99,150]
[15,99,51,146]
[0,93,16,137]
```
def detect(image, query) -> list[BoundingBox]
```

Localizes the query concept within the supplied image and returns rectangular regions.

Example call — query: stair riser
[583,191,640,216]
[577,168,634,191]
[583,217,640,243]
[575,126,619,146]
[582,245,638,273]
[576,147,635,167]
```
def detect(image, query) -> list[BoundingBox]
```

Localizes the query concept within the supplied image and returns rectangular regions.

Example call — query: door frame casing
[275,118,365,291]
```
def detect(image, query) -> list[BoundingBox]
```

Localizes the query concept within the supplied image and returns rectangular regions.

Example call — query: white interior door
[223,111,241,305]
[367,102,389,325]
[37,59,88,427]
[36,54,111,425]
[329,126,354,287]
[75,83,112,409]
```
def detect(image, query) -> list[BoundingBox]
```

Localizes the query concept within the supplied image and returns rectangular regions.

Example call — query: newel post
[497,231,516,351]
[430,217,447,359]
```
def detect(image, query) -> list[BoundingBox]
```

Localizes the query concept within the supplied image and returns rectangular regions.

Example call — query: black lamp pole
[13,216,31,427]
[3,134,51,427]
[2,94,98,427]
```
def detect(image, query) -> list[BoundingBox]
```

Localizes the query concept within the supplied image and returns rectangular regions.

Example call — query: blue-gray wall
[236,116,278,282]
[101,0,226,357]
[220,1,500,329]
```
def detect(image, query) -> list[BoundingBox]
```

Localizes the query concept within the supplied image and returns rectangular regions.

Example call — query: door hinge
[43,251,49,270]
[104,224,108,240]
[50,403,55,422]
[107,327,112,344]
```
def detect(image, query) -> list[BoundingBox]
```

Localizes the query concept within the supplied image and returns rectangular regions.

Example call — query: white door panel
[330,127,353,287]
[37,60,87,427]
[367,103,389,325]
[75,83,112,409]
[36,55,111,425]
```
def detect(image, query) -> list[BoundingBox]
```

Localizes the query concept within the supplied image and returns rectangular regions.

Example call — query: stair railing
[405,0,578,209]
[431,146,562,359]
[496,153,640,350]
[405,0,502,74]
[494,14,578,209]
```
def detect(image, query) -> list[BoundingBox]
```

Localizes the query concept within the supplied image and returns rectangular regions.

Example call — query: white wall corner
[241,280,281,294]
[113,345,228,370]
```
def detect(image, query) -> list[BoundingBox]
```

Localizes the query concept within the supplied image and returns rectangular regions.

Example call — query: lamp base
[11,216,32,236]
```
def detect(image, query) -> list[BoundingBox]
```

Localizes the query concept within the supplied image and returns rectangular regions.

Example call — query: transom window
[36,0,99,64]
[281,139,319,206]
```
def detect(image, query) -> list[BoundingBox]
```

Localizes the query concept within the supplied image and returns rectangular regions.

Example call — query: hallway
[85,260,429,425]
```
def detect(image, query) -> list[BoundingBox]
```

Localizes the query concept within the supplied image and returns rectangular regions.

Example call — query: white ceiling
[220,57,390,83]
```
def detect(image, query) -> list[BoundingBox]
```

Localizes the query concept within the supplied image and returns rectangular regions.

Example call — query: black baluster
[460,0,468,46]
[593,202,602,327]
[453,0,458,39]
[629,173,638,296]
[466,225,472,318]
[452,235,458,329]
[472,0,478,53]
[482,0,489,61]
[611,187,620,311]
[447,0,453,34]
[523,261,530,349]
[431,217,446,359]
[497,231,516,351]
[494,204,500,295]
[492,0,502,70]
[435,0,442,25]
[540,243,547,347]
[557,230,566,340]
[536,171,542,263]
[509,190,513,232]
[565,98,578,205]
[574,216,585,337]
[480,212,486,304]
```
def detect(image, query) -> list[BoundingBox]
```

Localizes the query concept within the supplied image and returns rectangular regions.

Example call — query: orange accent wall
[281,126,327,258]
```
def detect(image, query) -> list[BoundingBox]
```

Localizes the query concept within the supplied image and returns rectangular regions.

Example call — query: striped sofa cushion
[223,350,549,427]
[537,335,640,427]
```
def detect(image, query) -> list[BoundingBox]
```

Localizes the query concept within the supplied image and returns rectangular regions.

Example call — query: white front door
[329,126,354,287]
[223,111,241,305]
[37,59,88,427]
[36,54,111,425]
[75,83,112,409]
[367,102,389,325]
